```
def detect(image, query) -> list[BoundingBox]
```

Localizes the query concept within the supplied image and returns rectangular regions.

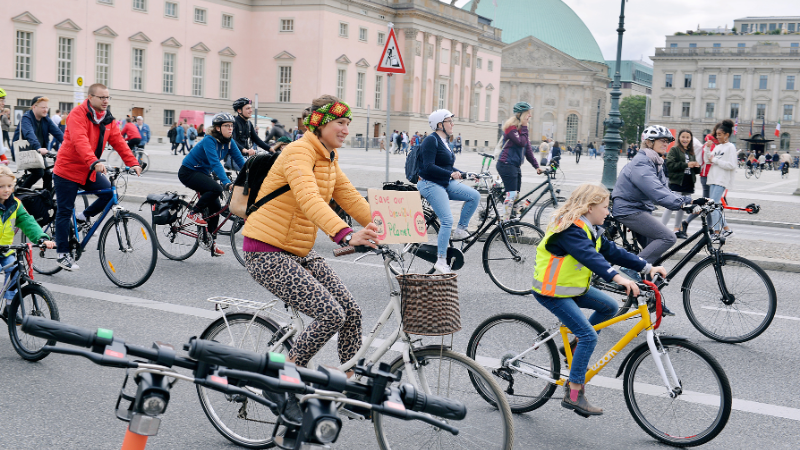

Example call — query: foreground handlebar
[22,316,107,348]
[188,338,270,374]
[400,384,467,420]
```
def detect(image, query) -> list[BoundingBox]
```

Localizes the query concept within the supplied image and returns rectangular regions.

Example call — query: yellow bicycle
[467,279,732,447]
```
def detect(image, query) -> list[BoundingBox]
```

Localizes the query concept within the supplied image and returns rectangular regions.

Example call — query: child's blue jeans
[1,254,19,302]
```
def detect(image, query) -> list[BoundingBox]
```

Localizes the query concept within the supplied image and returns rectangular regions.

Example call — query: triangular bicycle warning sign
[377,28,406,74]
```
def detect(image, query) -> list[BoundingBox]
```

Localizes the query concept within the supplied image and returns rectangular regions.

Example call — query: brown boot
[561,383,603,417]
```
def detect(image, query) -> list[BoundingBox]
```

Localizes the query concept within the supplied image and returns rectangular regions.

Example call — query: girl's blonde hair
[0,166,16,183]
[547,183,609,233]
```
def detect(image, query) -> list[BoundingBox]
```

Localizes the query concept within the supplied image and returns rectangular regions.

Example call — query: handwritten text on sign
[368,189,427,244]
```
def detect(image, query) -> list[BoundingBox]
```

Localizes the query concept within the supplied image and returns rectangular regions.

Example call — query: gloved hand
[692,197,709,206]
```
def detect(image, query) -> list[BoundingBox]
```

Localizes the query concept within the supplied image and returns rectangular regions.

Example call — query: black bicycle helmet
[232,97,251,112]
[212,112,235,125]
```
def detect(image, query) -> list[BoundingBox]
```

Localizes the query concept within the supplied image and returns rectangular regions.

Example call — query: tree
[618,95,647,145]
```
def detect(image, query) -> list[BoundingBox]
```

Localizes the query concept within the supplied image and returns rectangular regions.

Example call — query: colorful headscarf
[303,101,352,133]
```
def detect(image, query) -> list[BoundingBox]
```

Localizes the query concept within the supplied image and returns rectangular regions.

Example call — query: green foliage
[618,95,647,145]
[754,31,762,35]
[731,27,737,32]
[675,32,686,36]
[768,29,782,35]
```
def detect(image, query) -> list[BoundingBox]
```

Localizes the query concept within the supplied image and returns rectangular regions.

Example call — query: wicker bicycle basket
[396,273,461,336]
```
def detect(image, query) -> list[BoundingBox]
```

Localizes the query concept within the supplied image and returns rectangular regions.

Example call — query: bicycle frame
[173,194,238,243]
[513,172,560,218]
[71,185,120,251]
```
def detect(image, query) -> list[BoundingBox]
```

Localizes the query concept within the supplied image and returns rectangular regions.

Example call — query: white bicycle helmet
[642,125,674,142]
[428,109,454,132]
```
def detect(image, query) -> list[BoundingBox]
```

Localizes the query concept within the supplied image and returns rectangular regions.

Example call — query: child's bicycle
[467,278,732,447]
[20,316,465,450]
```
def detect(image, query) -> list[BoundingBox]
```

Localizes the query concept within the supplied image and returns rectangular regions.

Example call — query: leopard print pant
[245,250,362,367]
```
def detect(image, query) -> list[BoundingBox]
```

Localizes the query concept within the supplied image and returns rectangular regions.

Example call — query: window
[681,102,691,118]
[784,104,794,121]
[669,43,678,48]
[194,8,206,24]
[787,75,796,90]
[359,27,367,42]
[759,75,768,89]
[222,14,233,29]
[164,1,177,17]
[337,69,346,99]
[278,66,292,102]
[485,94,491,122]
[131,48,144,91]
[377,32,385,46]
[374,75,382,109]
[15,31,33,80]
[162,52,175,94]
[713,43,721,47]
[219,61,231,99]
[488,60,493,72]
[192,57,204,97]
[760,23,767,32]
[741,24,749,33]
[662,101,672,117]
[476,58,482,69]
[98,0,113,4]
[756,103,766,120]
[708,74,716,88]
[58,102,73,113]
[684,73,692,88]
[133,0,146,11]
[438,84,446,110]
[730,103,739,119]
[356,72,365,108]
[738,43,746,47]
[769,23,776,31]
[689,43,697,48]
[280,19,293,32]
[472,92,479,120]
[780,132,791,151]
[163,109,174,126]
[733,74,741,89]
[789,23,796,32]
[339,23,348,38]
[665,73,673,88]
[705,102,715,118]
[565,114,579,146]
[57,37,73,84]
[95,42,111,85]
[17,99,32,107]
[793,43,800,55]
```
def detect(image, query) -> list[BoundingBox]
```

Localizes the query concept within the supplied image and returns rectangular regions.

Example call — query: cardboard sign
[368,189,427,244]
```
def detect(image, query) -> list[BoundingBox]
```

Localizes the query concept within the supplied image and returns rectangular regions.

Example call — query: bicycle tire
[98,211,158,288]
[623,338,731,447]
[754,167,761,179]
[744,168,752,179]
[197,313,293,449]
[466,313,559,413]
[683,254,777,343]
[533,198,558,229]
[229,218,246,267]
[482,221,544,295]
[21,221,63,275]
[7,284,60,361]
[153,200,199,261]
[116,174,128,202]
[373,348,514,450]
[106,150,124,169]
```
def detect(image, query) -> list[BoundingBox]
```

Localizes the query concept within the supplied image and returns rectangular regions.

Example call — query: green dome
[463,0,605,64]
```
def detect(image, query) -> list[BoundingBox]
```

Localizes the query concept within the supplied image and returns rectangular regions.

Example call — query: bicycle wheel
[197,313,292,449]
[744,168,752,179]
[623,338,731,447]
[533,198,558,229]
[229,217,246,267]
[467,313,560,413]
[153,200,199,261]
[21,221,63,275]
[373,348,514,450]
[106,150,123,169]
[754,167,761,179]
[116,174,128,202]
[482,222,544,295]
[98,211,157,288]
[7,284,60,361]
[683,254,777,343]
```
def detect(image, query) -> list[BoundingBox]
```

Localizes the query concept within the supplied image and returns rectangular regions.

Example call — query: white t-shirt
[51,114,61,126]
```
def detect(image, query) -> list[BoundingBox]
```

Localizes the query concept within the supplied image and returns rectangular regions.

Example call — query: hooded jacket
[499,125,539,169]
[12,109,64,150]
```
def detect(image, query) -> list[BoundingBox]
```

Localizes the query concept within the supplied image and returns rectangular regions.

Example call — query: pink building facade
[2,0,504,146]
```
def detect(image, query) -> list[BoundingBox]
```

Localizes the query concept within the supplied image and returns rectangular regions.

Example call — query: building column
[401,28,419,114]
[556,84,566,141]
[742,68,755,120]
[532,83,543,141]
[717,68,729,121]
[447,38,458,112]
[458,42,468,120]
[581,86,592,143]
[770,68,782,122]
[469,45,478,122]
[694,68,704,121]
[510,82,519,115]
[431,35,444,111]
[419,32,431,114]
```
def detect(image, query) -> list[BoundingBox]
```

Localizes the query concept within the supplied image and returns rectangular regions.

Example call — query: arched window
[780,132,791,151]
[566,114,579,146]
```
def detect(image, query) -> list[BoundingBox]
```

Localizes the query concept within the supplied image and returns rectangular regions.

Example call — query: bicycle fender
[387,344,453,370]
[679,253,738,293]
[614,335,691,378]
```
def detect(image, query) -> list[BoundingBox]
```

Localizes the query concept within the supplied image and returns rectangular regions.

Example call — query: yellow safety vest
[0,199,21,256]
[532,219,601,298]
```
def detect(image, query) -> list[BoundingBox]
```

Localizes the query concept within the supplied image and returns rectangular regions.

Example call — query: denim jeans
[708,184,727,231]
[1,254,18,301]
[53,173,113,254]
[417,178,481,258]
[533,287,618,384]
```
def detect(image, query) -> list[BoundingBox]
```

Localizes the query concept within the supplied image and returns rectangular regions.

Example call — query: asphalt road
[1,200,799,449]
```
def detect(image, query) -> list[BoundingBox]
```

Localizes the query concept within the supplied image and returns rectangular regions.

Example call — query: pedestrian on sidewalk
[176,122,187,155]
[168,123,179,154]
[135,116,150,149]
[662,129,699,239]
[704,119,736,237]
[379,132,386,152]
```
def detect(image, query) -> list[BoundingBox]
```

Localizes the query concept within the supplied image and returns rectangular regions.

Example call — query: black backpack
[233,151,290,216]
[15,188,55,227]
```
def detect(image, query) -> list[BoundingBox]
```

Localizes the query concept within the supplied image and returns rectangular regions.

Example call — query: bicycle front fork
[646,330,682,398]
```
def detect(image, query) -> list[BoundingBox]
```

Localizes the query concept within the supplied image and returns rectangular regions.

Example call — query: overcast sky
[453,0,795,63]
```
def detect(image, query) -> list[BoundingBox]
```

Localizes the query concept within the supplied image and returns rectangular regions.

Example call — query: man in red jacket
[53,83,142,270]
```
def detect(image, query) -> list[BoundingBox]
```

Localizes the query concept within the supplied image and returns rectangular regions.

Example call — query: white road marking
[701,306,800,321]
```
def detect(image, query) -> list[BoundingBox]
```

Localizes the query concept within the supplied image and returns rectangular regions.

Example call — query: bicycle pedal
[339,407,366,421]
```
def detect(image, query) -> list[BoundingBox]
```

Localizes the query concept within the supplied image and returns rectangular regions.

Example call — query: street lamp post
[600,0,627,191]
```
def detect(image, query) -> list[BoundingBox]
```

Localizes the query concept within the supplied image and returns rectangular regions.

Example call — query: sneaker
[212,245,225,256]
[561,383,603,416]
[186,212,208,226]
[675,230,688,239]
[57,254,80,271]
[451,228,470,240]
[681,220,689,235]
[722,229,735,238]
[661,303,676,317]
[434,260,452,274]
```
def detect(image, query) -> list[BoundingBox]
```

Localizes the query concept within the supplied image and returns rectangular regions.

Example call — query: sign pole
[366,105,371,152]
[386,74,392,182]
[375,21,405,183]
[254,93,259,131]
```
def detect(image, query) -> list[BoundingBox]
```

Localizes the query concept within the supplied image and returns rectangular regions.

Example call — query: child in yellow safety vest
[532,183,666,417]
[0,166,55,321]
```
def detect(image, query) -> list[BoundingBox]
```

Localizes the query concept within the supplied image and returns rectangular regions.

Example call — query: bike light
[141,394,167,416]
[313,418,340,444]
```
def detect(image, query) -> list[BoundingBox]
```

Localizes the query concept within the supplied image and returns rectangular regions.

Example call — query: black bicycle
[506,159,565,229]
[598,201,777,343]
[20,316,465,450]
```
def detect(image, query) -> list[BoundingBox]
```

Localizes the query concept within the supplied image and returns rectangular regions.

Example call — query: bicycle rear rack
[207,296,279,312]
